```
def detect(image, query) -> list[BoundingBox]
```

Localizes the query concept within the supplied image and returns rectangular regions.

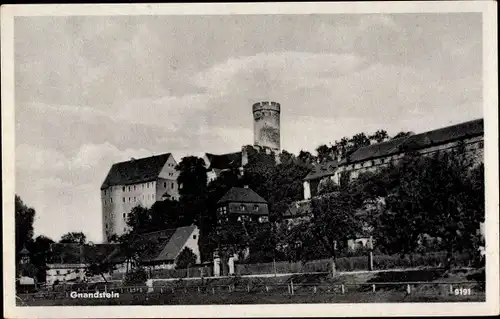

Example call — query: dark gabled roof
[344,136,409,164]
[217,187,267,205]
[205,152,242,170]
[105,226,197,264]
[100,153,171,189]
[155,225,197,262]
[399,118,483,152]
[345,118,483,164]
[304,160,339,181]
[49,243,118,264]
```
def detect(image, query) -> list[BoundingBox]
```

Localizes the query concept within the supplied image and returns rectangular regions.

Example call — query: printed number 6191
[454,288,472,296]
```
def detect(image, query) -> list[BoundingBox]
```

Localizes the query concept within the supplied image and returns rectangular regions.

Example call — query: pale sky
[14,13,483,243]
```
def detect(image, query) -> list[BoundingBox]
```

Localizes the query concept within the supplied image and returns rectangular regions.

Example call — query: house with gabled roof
[100,153,180,242]
[105,225,201,272]
[216,186,270,225]
[300,119,484,200]
[45,243,117,285]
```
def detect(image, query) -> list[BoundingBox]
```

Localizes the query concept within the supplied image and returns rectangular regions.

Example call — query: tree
[86,261,115,283]
[306,189,364,275]
[59,232,87,244]
[15,195,35,263]
[298,150,317,165]
[176,156,209,226]
[27,235,55,282]
[175,247,197,269]
[369,130,389,143]
[392,131,414,139]
[316,144,333,163]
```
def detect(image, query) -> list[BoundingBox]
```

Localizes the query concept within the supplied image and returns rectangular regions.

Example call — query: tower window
[171,182,174,189]
[164,182,166,188]
[123,187,125,192]
[123,197,125,203]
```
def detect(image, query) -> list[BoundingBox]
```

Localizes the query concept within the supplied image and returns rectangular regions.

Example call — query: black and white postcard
[2,2,498,318]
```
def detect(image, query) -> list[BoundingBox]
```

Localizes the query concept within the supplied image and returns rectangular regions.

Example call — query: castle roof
[346,118,483,164]
[217,187,267,205]
[303,160,339,181]
[205,152,242,170]
[100,153,172,189]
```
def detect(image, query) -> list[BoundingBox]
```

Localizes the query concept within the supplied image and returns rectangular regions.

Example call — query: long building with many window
[100,153,180,242]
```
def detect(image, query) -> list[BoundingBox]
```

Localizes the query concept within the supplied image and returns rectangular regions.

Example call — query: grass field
[17,268,485,306]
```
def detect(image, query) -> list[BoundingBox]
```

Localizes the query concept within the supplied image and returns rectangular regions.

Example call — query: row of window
[53,269,83,275]
[122,182,155,192]
[123,194,155,203]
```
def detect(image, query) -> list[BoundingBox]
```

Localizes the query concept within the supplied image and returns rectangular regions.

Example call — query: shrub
[123,268,148,286]
[175,247,197,269]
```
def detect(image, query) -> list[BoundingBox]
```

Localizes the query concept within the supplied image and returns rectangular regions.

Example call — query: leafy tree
[59,232,87,244]
[298,150,317,165]
[15,195,35,263]
[317,178,340,196]
[306,189,364,274]
[176,156,209,226]
[123,267,148,286]
[115,232,160,273]
[175,247,197,269]
[392,131,414,139]
[86,261,115,283]
[369,130,389,143]
[316,144,333,163]
[27,235,55,282]
[126,201,181,234]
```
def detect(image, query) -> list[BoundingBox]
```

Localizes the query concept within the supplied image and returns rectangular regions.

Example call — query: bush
[175,247,197,269]
[123,268,148,286]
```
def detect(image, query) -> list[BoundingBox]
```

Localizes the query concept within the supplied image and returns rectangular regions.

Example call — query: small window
[56,270,60,275]
[134,185,136,190]
[128,186,131,191]
[123,187,125,192]
[128,197,131,202]
[123,213,126,218]
[171,182,174,189]
[104,200,106,205]
[253,205,259,211]
[123,227,126,232]
[105,224,108,229]
[240,205,246,211]
[193,235,197,240]
[110,198,113,203]
[123,197,125,203]
[134,197,136,202]
[147,183,150,188]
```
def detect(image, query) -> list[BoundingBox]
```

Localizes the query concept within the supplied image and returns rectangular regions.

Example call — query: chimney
[130,157,136,162]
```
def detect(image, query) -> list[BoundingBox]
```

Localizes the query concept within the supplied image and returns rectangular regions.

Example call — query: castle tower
[252,101,281,152]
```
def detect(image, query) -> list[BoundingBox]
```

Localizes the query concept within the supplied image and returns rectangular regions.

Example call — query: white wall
[178,227,201,265]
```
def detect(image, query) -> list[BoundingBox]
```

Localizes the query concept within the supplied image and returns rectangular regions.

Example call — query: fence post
[314,286,317,294]
[449,284,453,295]
[406,284,411,295]
[288,284,291,295]
[197,287,200,293]
[247,284,250,293]
[228,285,231,292]
[341,284,345,294]
[160,288,163,293]
[212,287,215,295]
[291,280,294,295]
[266,285,269,292]
[372,284,376,293]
